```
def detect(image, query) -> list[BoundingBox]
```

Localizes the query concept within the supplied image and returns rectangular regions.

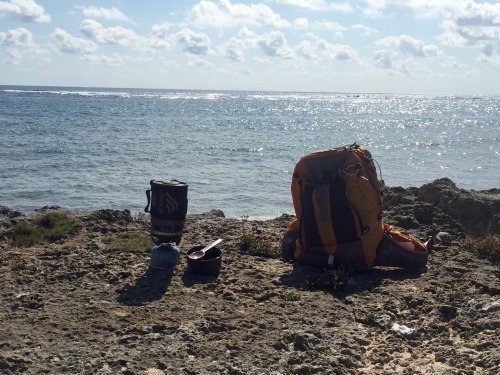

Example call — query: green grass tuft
[11,259,28,271]
[463,234,500,264]
[106,231,151,253]
[281,291,301,302]
[12,212,76,247]
[238,234,280,259]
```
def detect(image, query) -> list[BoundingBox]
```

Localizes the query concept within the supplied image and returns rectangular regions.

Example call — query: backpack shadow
[279,262,427,298]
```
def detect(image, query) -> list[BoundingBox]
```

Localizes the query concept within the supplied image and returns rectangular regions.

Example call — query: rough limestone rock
[383,178,500,238]
[0,179,499,374]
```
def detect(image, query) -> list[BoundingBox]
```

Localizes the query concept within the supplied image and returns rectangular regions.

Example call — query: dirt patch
[0,180,499,374]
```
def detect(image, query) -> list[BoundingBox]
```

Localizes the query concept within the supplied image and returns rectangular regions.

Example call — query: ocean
[1,86,498,219]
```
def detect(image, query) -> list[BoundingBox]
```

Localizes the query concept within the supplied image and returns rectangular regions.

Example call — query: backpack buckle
[328,254,335,266]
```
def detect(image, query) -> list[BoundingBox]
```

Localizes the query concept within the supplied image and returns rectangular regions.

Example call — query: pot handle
[144,189,151,212]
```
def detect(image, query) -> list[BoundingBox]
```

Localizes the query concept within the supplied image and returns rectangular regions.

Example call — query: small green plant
[305,265,352,291]
[356,311,377,326]
[463,234,500,264]
[447,289,466,303]
[281,291,301,302]
[12,220,41,247]
[359,290,371,297]
[107,231,151,253]
[12,212,76,247]
[238,234,280,258]
[11,259,27,271]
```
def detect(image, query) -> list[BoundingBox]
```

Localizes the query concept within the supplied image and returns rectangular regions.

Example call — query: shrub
[281,291,301,301]
[11,259,27,271]
[12,220,42,247]
[463,234,500,264]
[12,212,76,247]
[305,265,352,291]
[238,234,280,259]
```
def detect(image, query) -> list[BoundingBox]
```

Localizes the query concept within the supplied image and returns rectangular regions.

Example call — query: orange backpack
[283,144,384,270]
[282,143,430,270]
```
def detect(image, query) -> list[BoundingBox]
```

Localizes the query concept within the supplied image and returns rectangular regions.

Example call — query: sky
[0,0,499,94]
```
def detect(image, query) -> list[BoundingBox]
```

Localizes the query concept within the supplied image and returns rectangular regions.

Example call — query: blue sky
[1,0,499,94]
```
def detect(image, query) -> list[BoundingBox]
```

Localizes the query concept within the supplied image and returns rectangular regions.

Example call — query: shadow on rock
[117,267,174,306]
[347,266,427,294]
[280,263,426,297]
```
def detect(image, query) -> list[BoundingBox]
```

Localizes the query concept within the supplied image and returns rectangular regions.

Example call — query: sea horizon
[2,84,498,98]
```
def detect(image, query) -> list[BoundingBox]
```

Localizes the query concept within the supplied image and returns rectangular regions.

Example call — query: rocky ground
[0,178,499,375]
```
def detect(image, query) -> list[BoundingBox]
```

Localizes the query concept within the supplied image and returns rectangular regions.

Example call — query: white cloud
[239,28,357,62]
[256,31,295,59]
[188,0,291,29]
[376,35,440,58]
[0,0,50,23]
[75,6,130,22]
[82,52,124,65]
[239,66,252,75]
[373,34,443,76]
[0,26,49,65]
[295,40,317,60]
[80,19,153,52]
[328,2,354,13]
[0,27,33,64]
[374,50,394,69]
[150,23,171,39]
[477,53,500,65]
[238,26,256,39]
[0,27,33,46]
[381,0,477,20]
[173,28,212,55]
[275,0,354,12]
[219,37,246,62]
[363,0,500,56]
[53,28,129,66]
[310,20,346,37]
[294,18,374,39]
[373,49,414,75]
[293,17,309,30]
[400,63,410,76]
[438,20,468,46]
[273,0,328,10]
[53,28,96,54]
[481,43,494,58]
[6,47,22,64]
[352,24,378,37]
[149,23,172,49]
[185,54,215,67]
[316,39,358,61]
[441,56,468,70]
[438,1,500,50]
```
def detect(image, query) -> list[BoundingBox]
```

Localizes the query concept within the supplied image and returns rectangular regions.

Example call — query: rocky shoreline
[0,178,499,374]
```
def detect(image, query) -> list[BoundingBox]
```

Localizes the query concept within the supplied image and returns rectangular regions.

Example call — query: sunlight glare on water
[0,87,498,219]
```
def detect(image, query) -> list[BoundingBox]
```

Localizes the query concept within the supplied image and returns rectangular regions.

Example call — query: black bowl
[186,246,223,277]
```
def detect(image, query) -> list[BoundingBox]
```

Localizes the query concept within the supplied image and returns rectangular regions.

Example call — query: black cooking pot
[186,246,223,277]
